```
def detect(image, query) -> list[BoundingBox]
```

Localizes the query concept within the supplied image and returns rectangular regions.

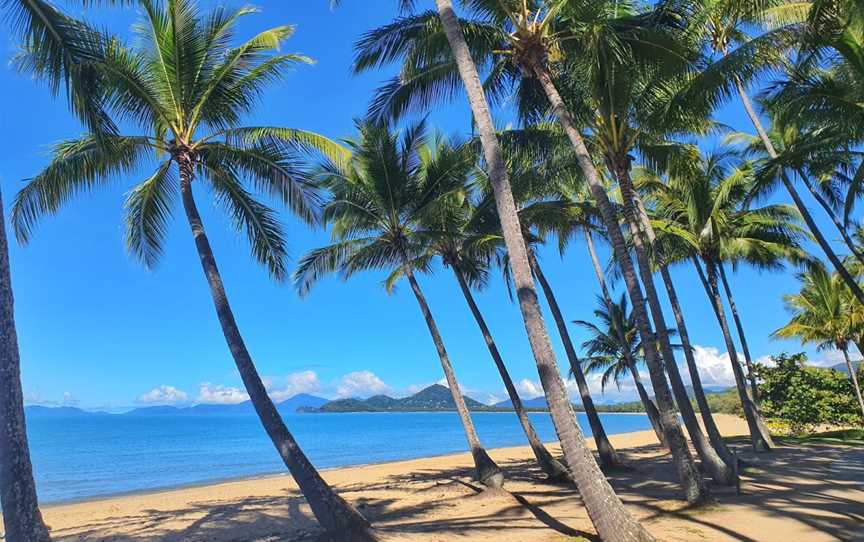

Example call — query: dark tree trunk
[0,189,51,542]
[402,265,504,488]
[434,2,653,539]
[528,252,623,469]
[797,171,864,267]
[614,163,734,486]
[630,194,738,471]
[452,267,568,481]
[177,159,376,541]
[694,255,774,452]
[734,83,864,305]
[841,347,864,419]
[526,57,707,505]
[584,228,666,445]
[717,263,759,400]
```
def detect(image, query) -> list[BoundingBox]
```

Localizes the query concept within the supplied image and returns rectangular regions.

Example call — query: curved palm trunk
[630,195,738,470]
[734,82,864,305]
[798,171,864,267]
[694,256,775,452]
[526,56,707,505]
[177,163,375,541]
[434,2,653,539]
[452,267,568,481]
[841,347,864,419]
[528,253,623,469]
[402,265,504,488]
[717,263,759,400]
[614,164,734,486]
[0,189,51,542]
[584,228,666,445]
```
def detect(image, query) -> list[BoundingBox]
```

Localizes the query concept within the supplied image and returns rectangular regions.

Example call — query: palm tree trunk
[0,189,51,542]
[451,267,568,480]
[797,171,864,266]
[528,252,622,469]
[525,56,707,505]
[177,160,376,541]
[694,255,775,452]
[584,228,666,445]
[630,195,737,469]
[716,263,759,400]
[841,347,864,419]
[734,82,864,305]
[614,163,734,486]
[402,264,504,488]
[433,3,653,539]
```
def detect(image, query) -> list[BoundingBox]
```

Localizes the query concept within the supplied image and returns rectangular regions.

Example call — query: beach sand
[36,414,864,541]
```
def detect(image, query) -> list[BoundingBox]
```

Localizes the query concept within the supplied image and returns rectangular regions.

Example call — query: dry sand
[35,414,864,541]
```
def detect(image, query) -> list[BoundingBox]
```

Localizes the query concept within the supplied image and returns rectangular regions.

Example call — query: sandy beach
[35,414,864,541]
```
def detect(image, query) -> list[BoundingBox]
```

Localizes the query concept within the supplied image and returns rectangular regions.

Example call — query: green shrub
[756,353,863,435]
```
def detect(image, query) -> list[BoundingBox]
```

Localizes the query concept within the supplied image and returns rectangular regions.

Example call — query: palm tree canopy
[640,148,809,271]
[773,261,864,351]
[12,0,348,280]
[293,121,473,295]
[574,294,644,391]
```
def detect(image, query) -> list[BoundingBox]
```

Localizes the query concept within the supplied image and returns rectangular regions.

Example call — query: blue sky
[1,1,849,412]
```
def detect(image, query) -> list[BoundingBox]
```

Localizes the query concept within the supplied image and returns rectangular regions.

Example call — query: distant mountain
[124,394,329,416]
[828,360,862,374]
[25,406,108,417]
[311,384,493,413]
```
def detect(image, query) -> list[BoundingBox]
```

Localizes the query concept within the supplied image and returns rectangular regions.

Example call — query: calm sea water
[26,412,652,504]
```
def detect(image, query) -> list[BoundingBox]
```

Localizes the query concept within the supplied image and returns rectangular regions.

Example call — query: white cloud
[436,377,448,387]
[197,383,249,404]
[61,392,79,406]
[267,370,322,401]
[516,378,544,399]
[137,385,189,405]
[336,371,392,398]
[690,345,738,388]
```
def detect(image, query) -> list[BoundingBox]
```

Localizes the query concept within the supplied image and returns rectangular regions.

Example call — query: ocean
[26,411,652,504]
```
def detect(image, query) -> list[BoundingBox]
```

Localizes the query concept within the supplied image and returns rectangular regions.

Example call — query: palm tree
[0,188,51,542]
[294,122,504,489]
[677,0,864,305]
[420,189,569,480]
[772,263,864,418]
[646,150,805,451]
[574,293,666,443]
[0,1,123,536]
[358,3,655,536]
[11,3,375,538]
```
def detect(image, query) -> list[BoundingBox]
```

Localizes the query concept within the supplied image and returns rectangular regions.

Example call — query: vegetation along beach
[1,0,863,541]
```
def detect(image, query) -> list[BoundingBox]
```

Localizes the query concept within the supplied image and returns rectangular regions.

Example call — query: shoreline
[38,414,864,542]
[40,414,651,509]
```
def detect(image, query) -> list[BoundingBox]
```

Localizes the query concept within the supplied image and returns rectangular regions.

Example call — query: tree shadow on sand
[48,439,863,541]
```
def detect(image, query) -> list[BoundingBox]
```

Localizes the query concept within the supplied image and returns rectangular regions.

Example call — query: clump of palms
[359,2,656,535]
[773,262,864,418]
[417,182,570,480]
[644,148,807,451]
[11,2,375,538]
[294,121,505,488]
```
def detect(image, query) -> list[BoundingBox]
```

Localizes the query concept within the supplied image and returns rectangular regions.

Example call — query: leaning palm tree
[1,1,120,537]
[0,189,51,542]
[646,150,806,451]
[574,294,667,443]
[419,187,569,480]
[356,2,655,537]
[676,0,864,304]
[294,121,505,489]
[772,263,864,418]
[11,2,375,538]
